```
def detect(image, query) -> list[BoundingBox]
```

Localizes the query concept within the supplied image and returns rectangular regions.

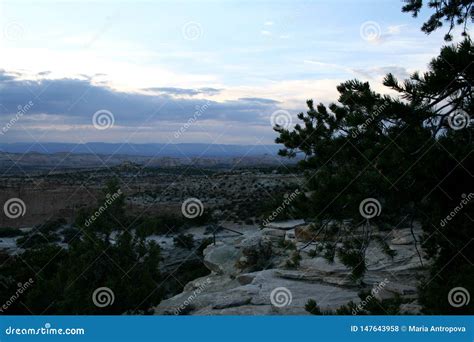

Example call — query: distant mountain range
[0,142,296,172]
[0,142,282,158]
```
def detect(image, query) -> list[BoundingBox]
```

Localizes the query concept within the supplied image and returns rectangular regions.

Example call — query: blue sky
[0,0,454,145]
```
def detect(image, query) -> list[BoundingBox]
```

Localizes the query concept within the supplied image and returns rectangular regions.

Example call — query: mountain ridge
[0,142,282,158]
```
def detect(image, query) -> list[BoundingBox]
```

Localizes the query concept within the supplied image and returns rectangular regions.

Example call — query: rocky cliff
[154,221,426,315]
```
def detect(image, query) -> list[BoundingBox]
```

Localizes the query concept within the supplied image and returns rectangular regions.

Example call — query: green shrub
[236,242,273,272]
[0,227,23,238]
[173,234,195,249]
[305,299,322,315]
[16,232,61,249]
[37,218,67,233]
[278,239,296,250]
[61,228,80,244]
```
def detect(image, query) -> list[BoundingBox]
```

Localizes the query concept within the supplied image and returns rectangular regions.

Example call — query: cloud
[352,66,410,80]
[0,70,281,132]
[0,69,17,82]
[387,25,406,35]
[142,87,221,96]
[239,97,280,104]
[303,60,411,83]
[261,30,272,36]
[369,24,408,45]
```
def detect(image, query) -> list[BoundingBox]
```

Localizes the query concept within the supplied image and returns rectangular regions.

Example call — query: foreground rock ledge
[154,222,426,315]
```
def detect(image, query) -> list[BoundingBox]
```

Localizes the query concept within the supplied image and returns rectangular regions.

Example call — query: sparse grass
[285,251,302,269]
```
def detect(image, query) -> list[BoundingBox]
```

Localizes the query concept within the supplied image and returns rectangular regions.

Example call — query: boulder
[285,229,296,241]
[155,269,360,315]
[265,219,305,230]
[154,224,429,315]
[203,242,241,275]
[235,233,262,249]
[236,273,256,285]
[390,227,422,245]
[294,225,318,242]
[261,228,286,243]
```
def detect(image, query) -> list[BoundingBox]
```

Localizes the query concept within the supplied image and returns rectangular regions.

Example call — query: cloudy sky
[0,0,451,145]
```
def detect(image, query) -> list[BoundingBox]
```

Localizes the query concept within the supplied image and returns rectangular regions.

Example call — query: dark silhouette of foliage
[275,39,473,313]
[402,0,473,40]
[0,182,163,314]
[173,233,195,249]
[305,299,323,315]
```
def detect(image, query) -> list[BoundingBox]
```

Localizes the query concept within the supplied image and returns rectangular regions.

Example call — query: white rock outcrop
[154,223,426,315]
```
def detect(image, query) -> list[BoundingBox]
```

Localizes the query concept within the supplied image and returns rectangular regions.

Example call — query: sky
[0,0,454,145]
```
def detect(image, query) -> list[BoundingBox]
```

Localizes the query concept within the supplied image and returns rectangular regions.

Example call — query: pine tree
[275,30,473,313]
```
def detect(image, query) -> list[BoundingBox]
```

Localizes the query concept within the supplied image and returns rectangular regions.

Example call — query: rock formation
[154,221,426,315]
